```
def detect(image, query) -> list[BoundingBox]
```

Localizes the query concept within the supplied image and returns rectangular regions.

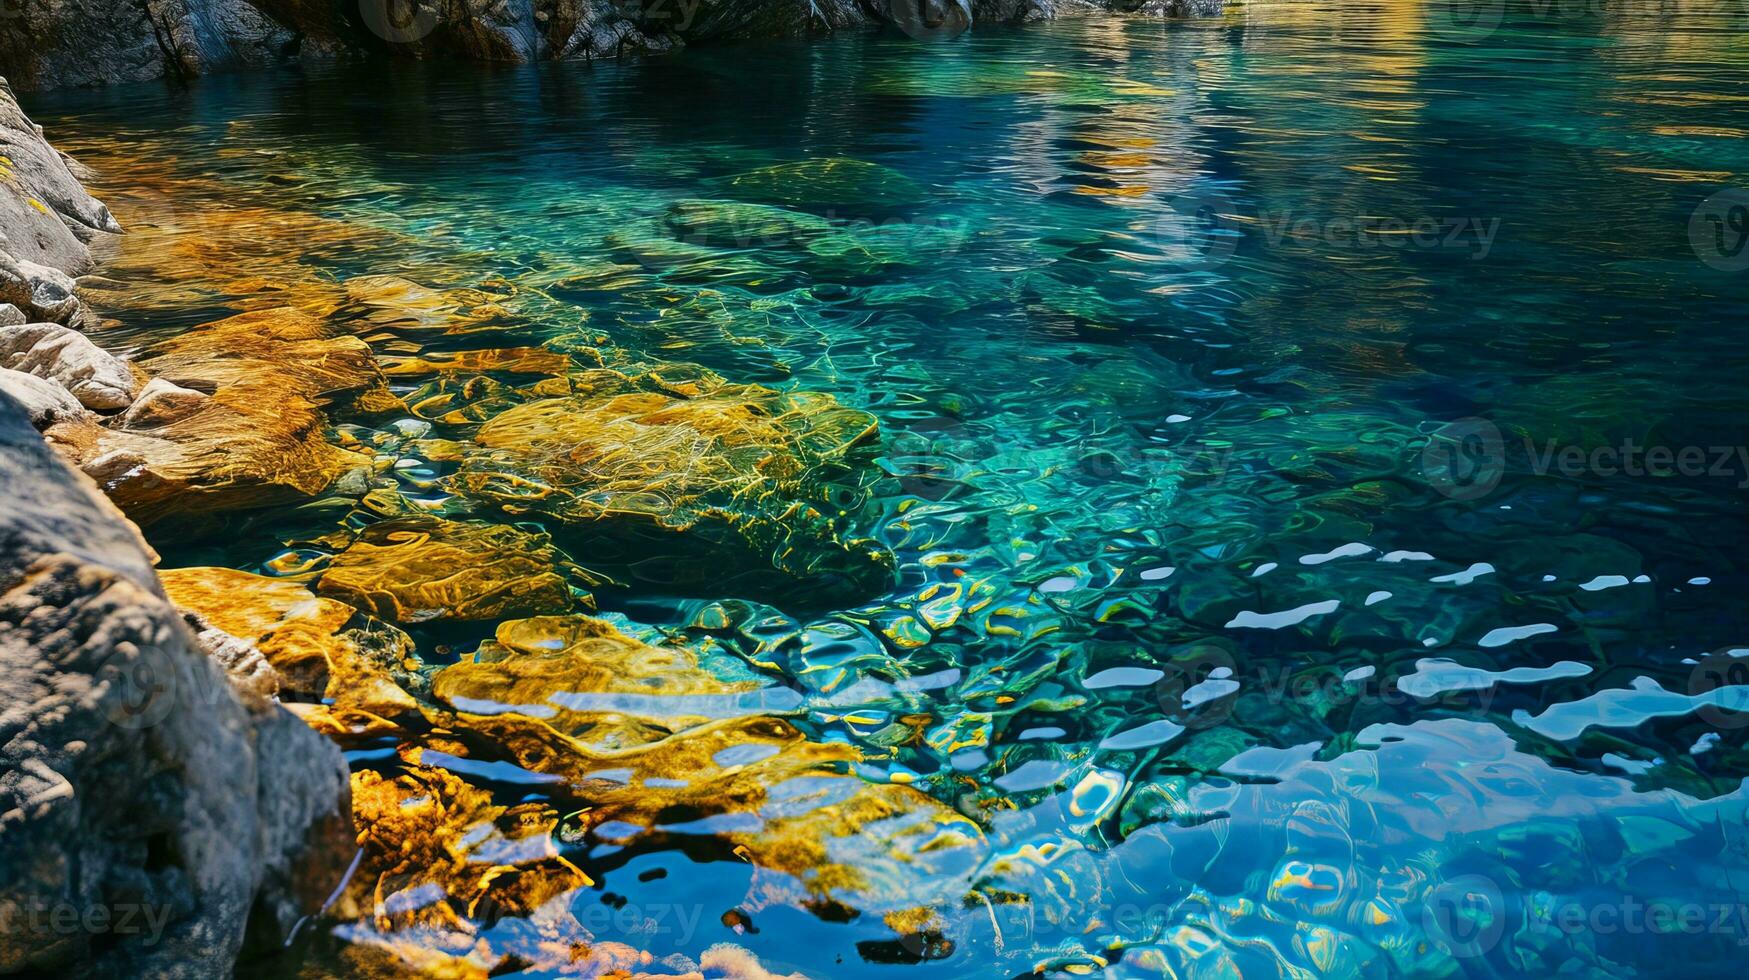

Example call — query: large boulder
[0,391,351,976]
[0,0,297,92]
[0,366,88,428]
[0,79,119,273]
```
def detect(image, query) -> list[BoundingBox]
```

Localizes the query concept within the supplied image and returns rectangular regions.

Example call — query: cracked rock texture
[0,392,353,977]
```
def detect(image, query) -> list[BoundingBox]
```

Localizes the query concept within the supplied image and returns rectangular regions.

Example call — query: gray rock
[0,391,352,976]
[9,258,82,325]
[117,377,210,429]
[0,304,25,326]
[0,323,139,410]
[0,366,89,427]
[0,80,118,273]
[0,0,296,92]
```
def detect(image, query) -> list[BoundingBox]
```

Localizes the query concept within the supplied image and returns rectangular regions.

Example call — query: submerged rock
[712,157,929,213]
[0,392,350,976]
[115,376,208,429]
[43,307,386,527]
[340,275,512,335]
[314,515,601,623]
[159,565,420,724]
[662,199,968,279]
[425,615,986,906]
[457,379,894,603]
[0,322,139,409]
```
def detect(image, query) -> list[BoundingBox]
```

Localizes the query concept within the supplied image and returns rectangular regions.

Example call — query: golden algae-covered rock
[143,306,398,410]
[42,307,397,527]
[337,764,591,933]
[380,346,573,379]
[456,384,893,603]
[159,566,418,721]
[315,516,600,623]
[711,158,928,213]
[425,616,986,908]
[46,388,365,527]
[340,275,514,335]
[78,202,412,319]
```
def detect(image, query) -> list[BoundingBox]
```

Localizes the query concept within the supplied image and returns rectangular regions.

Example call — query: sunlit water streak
[25,2,1749,976]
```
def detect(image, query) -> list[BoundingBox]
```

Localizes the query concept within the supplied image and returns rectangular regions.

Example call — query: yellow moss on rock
[44,307,394,526]
[315,516,600,623]
[160,566,418,720]
[424,616,986,909]
[457,381,893,601]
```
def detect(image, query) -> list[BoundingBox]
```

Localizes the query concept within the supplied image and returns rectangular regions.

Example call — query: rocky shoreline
[3,76,356,977]
[1,0,1223,92]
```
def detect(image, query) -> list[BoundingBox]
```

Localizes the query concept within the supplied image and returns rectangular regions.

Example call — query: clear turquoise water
[27,3,1749,976]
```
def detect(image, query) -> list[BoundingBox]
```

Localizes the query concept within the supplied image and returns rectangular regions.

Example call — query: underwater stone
[116,376,209,429]
[315,515,598,622]
[425,614,986,909]
[457,383,894,603]
[160,565,419,722]
[712,157,928,213]
[41,307,390,527]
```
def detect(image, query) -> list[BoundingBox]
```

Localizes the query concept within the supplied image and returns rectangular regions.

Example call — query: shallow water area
[24,2,1749,976]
